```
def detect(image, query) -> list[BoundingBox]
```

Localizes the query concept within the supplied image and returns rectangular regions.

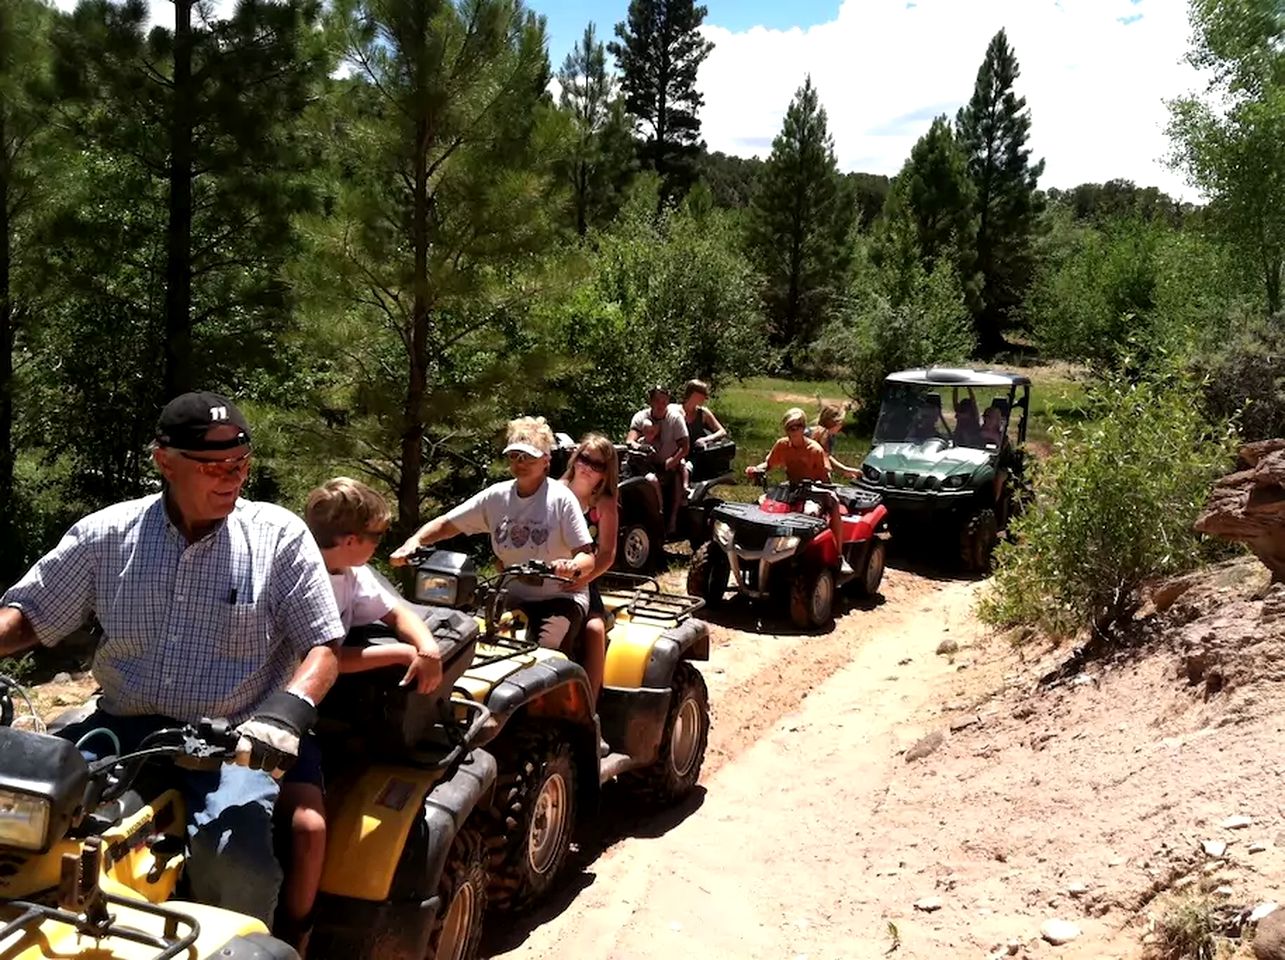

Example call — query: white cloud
[698,0,1203,199]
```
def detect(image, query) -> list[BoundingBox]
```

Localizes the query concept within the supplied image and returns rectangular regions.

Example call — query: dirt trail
[486,569,992,959]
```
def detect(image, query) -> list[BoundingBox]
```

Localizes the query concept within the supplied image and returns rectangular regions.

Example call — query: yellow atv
[0,605,497,960]
[407,549,711,912]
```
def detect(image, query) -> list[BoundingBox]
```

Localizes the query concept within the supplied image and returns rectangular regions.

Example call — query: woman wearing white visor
[392,416,595,650]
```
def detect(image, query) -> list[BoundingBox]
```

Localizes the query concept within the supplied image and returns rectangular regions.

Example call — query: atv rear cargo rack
[597,572,705,622]
[0,893,200,960]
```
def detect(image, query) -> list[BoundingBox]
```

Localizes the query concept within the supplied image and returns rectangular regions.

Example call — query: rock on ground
[1255,905,1285,960]
[1195,439,1285,582]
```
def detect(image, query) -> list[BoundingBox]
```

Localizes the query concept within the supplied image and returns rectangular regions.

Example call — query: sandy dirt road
[484,566,990,960]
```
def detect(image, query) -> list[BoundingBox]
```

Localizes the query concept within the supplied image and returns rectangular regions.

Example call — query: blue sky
[536,0,841,65]
[62,0,1201,197]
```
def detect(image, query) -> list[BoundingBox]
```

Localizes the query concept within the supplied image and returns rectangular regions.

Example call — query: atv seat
[315,604,480,758]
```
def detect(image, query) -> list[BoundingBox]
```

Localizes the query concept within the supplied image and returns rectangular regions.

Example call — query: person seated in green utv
[908,395,948,443]
[391,416,595,652]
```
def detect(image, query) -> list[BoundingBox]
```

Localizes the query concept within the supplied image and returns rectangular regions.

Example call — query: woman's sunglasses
[576,456,608,473]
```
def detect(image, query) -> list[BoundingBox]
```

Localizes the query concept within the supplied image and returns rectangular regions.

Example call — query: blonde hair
[306,476,392,548]
[506,416,554,456]
[562,433,619,500]
[782,407,807,431]
[818,402,845,429]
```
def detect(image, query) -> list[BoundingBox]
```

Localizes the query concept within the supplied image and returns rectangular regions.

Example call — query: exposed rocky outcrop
[1195,439,1285,582]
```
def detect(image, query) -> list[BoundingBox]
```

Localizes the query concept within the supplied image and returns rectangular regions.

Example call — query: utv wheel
[426,827,487,960]
[619,523,653,572]
[623,661,710,805]
[857,540,887,596]
[790,564,835,629]
[484,728,577,912]
[686,542,729,607]
[960,508,998,573]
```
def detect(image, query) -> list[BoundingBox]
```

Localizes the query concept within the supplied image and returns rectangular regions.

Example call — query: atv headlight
[0,790,50,852]
[764,535,800,556]
[411,549,477,608]
[713,520,734,548]
[943,474,968,489]
[862,464,882,483]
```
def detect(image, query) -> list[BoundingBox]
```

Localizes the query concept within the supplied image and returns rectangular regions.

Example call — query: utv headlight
[862,464,882,483]
[764,535,800,556]
[713,520,734,548]
[0,790,50,852]
[942,474,968,489]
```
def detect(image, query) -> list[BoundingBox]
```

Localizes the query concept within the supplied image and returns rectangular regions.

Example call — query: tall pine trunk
[0,108,15,576]
[164,0,194,398]
[398,109,431,537]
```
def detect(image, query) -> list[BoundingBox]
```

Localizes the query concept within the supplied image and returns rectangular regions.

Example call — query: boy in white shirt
[278,477,443,951]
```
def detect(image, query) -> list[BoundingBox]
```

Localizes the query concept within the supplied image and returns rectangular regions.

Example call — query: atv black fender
[618,474,663,524]
[481,659,599,813]
[310,750,497,960]
[598,619,711,766]
[642,617,711,687]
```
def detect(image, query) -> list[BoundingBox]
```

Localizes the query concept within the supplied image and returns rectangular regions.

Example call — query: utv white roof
[884,367,1032,388]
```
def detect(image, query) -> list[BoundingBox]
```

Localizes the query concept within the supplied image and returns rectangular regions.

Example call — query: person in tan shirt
[747,408,849,569]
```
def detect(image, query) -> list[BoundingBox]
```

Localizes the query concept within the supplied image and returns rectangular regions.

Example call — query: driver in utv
[747,407,852,575]
[0,391,344,929]
[391,416,595,652]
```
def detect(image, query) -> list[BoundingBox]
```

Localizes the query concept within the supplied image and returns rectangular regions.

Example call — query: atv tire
[856,540,887,597]
[484,728,577,913]
[960,508,998,573]
[618,522,654,572]
[686,542,729,607]
[623,661,710,805]
[426,827,487,960]
[790,563,835,629]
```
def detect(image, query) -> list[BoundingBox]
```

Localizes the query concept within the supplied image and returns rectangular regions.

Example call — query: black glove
[233,691,317,777]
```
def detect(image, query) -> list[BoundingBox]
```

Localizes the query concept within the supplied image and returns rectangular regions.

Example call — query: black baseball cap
[155,391,252,451]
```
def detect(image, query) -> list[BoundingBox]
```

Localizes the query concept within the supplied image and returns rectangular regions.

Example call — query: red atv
[686,477,889,629]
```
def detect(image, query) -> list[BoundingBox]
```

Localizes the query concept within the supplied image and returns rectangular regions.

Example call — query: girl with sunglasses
[558,434,620,713]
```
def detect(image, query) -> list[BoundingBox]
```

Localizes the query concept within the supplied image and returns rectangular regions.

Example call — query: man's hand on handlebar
[233,691,316,778]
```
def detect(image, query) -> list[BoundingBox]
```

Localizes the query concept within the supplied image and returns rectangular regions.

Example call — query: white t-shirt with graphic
[630,403,689,462]
[330,564,398,632]
[444,479,592,610]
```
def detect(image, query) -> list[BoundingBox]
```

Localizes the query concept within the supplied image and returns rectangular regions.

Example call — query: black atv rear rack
[597,573,705,622]
[0,893,199,960]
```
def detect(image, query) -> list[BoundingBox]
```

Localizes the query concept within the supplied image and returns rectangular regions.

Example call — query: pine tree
[876,115,979,310]
[956,28,1045,355]
[321,0,558,536]
[0,0,56,576]
[609,0,714,205]
[746,76,856,353]
[558,23,635,235]
[53,0,328,398]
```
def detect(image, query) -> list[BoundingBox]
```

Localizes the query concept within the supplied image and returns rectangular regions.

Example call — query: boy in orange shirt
[747,407,849,571]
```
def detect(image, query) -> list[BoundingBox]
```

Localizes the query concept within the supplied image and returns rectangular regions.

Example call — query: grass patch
[1148,890,1246,960]
[0,653,36,685]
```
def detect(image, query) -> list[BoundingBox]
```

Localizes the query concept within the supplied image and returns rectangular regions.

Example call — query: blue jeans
[58,711,282,927]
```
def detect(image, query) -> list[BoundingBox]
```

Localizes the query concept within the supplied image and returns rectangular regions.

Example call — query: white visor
[503,442,547,458]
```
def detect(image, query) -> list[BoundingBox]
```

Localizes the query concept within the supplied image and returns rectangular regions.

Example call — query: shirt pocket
[221,603,271,661]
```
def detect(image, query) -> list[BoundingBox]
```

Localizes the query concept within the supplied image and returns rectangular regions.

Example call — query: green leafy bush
[1196,314,1285,442]
[978,371,1236,637]
[812,251,975,425]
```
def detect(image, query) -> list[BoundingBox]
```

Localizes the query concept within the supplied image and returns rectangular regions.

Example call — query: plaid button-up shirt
[3,494,343,724]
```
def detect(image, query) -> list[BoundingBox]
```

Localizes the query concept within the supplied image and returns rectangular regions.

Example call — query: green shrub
[812,252,975,425]
[1196,314,1285,442]
[978,371,1236,637]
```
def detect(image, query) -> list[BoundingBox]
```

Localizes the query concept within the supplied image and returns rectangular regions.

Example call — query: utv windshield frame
[873,368,1030,451]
